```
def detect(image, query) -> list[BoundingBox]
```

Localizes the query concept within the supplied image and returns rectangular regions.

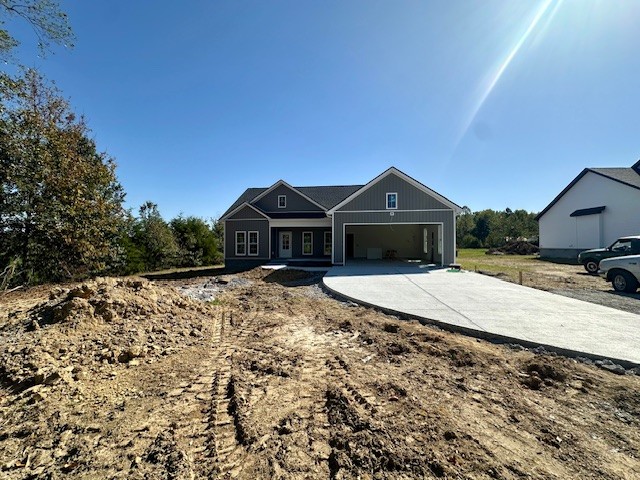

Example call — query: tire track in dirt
[161,309,251,479]
[154,310,224,480]
[206,308,262,478]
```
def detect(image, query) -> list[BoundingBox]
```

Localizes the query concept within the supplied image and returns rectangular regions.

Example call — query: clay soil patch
[0,270,639,479]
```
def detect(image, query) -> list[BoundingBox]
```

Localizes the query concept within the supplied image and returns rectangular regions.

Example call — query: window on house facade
[278,195,286,208]
[248,231,259,256]
[386,192,397,209]
[235,231,246,256]
[302,231,313,255]
[323,231,332,256]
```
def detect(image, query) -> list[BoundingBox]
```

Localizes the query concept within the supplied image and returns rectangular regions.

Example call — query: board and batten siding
[539,171,640,254]
[224,218,270,260]
[254,184,323,213]
[332,210,455,265]
[337,172,450,211]
[226,205,267,220]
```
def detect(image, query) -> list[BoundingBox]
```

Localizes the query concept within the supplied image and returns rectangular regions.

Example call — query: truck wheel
[612,271,638,293]
[583,260,599,274]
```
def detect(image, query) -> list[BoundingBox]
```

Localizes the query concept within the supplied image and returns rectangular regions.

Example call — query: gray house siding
[227,205,268,220]
[332,210,455,265]
[254,184,323,213]
[271,227,332,259]
[337,172,450,211]
[224,218,270,261]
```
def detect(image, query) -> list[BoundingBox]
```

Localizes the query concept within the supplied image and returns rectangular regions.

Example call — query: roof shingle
[536,162,640,220]
[221,184,364,219]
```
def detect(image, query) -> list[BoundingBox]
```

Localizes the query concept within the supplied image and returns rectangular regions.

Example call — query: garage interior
[344,224,443,264]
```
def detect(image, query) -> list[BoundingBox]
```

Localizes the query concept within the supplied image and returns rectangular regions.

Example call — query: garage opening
[344,224,443,265]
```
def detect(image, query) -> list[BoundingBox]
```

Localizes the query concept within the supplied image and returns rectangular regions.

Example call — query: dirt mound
[0,277,217,393]
[520,359,568,390]
[486,241,539,255]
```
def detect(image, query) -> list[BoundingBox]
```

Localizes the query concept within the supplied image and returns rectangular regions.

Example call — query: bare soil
[1,270,639,479]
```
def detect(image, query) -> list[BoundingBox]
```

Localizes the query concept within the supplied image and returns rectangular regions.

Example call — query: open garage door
[344,224,443,265]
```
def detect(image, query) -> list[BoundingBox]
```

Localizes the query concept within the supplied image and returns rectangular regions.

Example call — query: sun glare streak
[452,0,562,150]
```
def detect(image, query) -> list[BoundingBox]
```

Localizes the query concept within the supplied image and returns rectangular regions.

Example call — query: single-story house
[536,159,640,261]
[220,167,462,270]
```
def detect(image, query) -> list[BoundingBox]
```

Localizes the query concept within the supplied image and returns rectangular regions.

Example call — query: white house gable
[540,171,640,250]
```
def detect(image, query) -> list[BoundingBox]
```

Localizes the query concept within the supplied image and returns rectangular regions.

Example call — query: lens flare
[453,0,562,149]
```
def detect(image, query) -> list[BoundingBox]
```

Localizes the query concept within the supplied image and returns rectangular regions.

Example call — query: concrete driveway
[323,264,640,366]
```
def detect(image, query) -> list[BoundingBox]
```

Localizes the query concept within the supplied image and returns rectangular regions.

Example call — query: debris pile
[486,241,539,255]
[0,277,217,394]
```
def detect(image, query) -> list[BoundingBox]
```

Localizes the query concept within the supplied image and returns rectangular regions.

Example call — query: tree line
[456,207,539,249]
[0,69,222,288]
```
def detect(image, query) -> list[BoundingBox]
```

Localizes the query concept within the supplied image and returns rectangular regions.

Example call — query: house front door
[279,231,292,258]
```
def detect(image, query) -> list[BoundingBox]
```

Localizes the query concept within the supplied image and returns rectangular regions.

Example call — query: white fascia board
[327,167,462,214]
[269,218,332,228]
[251,180,327,211]
[220,202,270,221]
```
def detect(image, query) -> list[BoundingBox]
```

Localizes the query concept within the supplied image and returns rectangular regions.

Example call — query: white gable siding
[540,171,640,250]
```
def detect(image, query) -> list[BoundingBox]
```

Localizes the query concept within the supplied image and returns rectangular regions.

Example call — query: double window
[235,231,259,256]
[278,195,286,208]
[386,192,397,209]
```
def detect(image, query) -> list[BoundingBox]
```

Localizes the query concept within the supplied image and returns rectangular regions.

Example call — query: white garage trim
[341,222,445,266]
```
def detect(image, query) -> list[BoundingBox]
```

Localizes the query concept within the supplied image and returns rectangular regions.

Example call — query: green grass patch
[456,249,539,278]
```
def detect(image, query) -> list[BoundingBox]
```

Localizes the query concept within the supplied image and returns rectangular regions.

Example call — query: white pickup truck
[598,254,640,293]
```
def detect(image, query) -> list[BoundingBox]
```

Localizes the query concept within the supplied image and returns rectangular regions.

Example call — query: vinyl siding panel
[539,171,640,251]
[337,172,450,211]
[333,210,455,265]
[254,184,324,213]
[224,219,270,260]
[227,205,268,220]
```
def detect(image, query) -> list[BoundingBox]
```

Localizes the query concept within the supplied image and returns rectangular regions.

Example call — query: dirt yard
[458,250,640,314]
[1,270,639,479]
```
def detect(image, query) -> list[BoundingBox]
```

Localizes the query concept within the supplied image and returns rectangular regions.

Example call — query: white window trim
[248,231,259,256]
[386,192,398,210]
[323,231,332,256]
[278,195,286,208]
[235,231,246,256]
[302,231,313,256]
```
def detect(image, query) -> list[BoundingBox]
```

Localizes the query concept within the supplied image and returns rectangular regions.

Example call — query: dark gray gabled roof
[536,160,640,221]
[221,184,364,219]
[589,167,640,190]
[220,187,267,219]
[297,185,363,210]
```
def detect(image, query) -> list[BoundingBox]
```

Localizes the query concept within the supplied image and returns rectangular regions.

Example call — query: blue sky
[6,0,640,219]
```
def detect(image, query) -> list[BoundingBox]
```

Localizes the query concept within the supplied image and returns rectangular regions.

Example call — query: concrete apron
[323,266,640,367]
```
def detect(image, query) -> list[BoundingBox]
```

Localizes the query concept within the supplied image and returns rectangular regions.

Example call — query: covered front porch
[270,227,333,262]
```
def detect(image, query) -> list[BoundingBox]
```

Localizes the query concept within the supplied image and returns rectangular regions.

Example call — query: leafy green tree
[0,69,125,285]
[212,218,224,253]
[457,208,539,249]
[128,202,179,272]
[456,206,474,246]
[0,0,74,60]
[472,211,493,245]
[461,234,482,249]
[170,215,221,267]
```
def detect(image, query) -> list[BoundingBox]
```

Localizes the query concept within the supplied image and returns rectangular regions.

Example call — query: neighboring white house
[536,159,640,261]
